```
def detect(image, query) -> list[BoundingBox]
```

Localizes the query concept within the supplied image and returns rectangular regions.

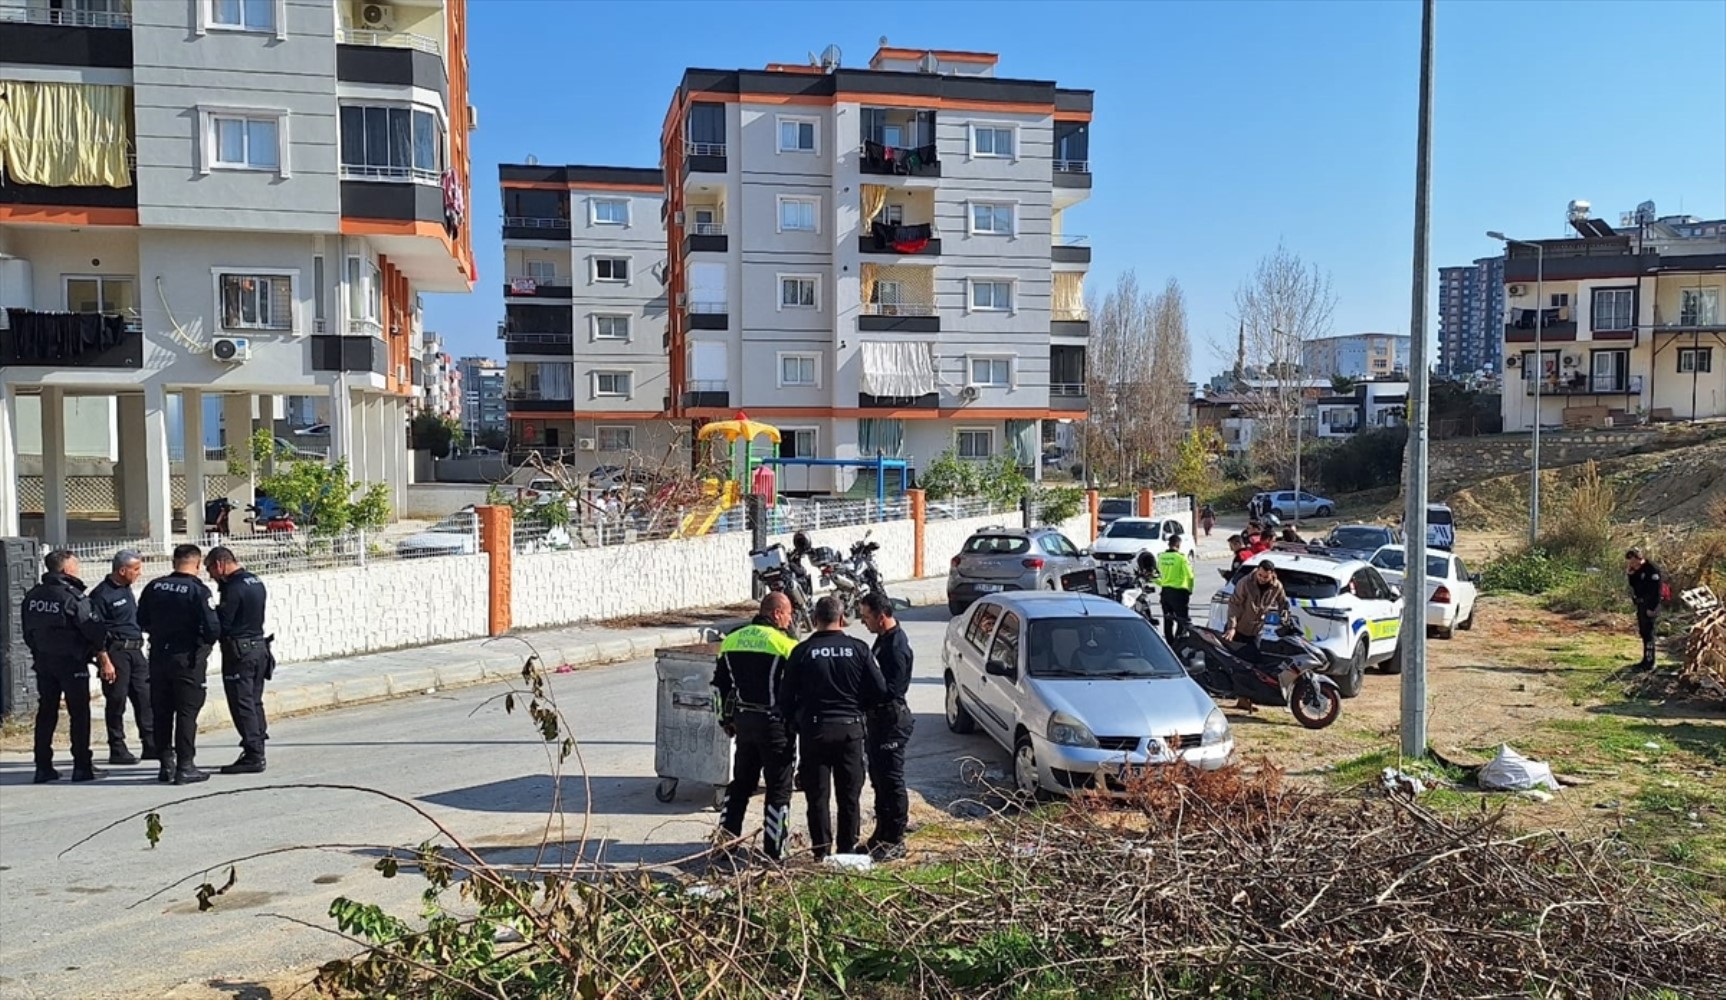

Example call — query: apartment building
[1437,255,1504,378]
[456,355,505,442]
[1302,332,1410,381]
[1500,226,1725,430]
[657,45,1094,491]
[418,331,460,421]
[499,165,674,464]
[0,0,477,546]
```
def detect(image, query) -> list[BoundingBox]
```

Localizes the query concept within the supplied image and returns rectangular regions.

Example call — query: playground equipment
[759,454,909,507]
[678,413,781,537]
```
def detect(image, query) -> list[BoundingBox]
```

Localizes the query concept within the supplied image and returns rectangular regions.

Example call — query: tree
[1086,272,1192,486]
[1233,243,1336,479]
[410,412,461,459]
[1330,374,1359,395]
[253,431,390,535]
[477,429,509,452]
[1144,277,1192,483]
[1171,427,1221,499]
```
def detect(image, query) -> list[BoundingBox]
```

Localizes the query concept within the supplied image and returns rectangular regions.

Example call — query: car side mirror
[1389,586,1403,600]
[985,658,1014,678]
[1077,547,1091,557]
[1470,573,1481,584]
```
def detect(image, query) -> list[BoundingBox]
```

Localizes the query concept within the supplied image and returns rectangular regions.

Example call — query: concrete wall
[511,531,753,631]
[269,552,492,664]
[1428,425,1724,490]
[767,517,918,588]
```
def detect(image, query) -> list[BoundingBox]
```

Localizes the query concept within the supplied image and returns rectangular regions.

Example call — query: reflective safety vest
[1155,550,1195,592]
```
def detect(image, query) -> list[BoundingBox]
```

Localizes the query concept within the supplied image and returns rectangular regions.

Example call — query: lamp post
[1487,231,1544,545]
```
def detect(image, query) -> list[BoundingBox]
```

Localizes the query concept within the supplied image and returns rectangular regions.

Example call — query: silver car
[942,592,1234,798]
[946,526,1095,615]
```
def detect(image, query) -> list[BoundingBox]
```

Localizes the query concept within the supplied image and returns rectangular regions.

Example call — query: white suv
[1205,551,1404,698]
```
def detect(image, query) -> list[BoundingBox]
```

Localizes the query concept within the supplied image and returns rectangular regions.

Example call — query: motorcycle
[246,503,297,535]
[816,531,889,618]
[1108,553,1161,628]
[749,542,813,635]
[1173,615,1342,729]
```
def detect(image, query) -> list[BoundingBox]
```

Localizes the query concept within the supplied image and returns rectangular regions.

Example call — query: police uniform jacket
[215,569,268,641]
[871,625,914,705]
[779,630,889,727]
[713,615,798,720]
[90,575,144,649]
[21,572,107,661]
[1628,561,1664,614]
[137,572,221,652]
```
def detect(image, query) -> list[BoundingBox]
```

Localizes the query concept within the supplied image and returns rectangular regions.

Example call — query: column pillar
[1033,419,1045,483]
[368,394,388,486]
[221,393,254,507]
[348,391,369,479]
[0,382,19,536]
[116,393,147,535]
[326,377,353,466]
[42,387,68,546]
[142,384,172,551]
[182,389,205,538]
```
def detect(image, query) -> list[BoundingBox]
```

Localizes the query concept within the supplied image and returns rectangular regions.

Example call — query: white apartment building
[0,0,477,546]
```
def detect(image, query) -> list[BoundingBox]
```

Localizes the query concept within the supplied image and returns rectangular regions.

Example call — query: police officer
[712,592,799,860]
[21,550,109,783]
[780,596,888,859]
[1156,534,1196,643]
[89,549,157,765]
[138,544,221,785]
[858,591,913,860]
[206,546,271,774]
[1625,548,1665,670]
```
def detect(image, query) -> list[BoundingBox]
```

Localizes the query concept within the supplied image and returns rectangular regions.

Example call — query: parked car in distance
[1252,490,1336,519]
[1426,503,1456,550]
[1206,551,1404,697]
[397,507,480,559]
[292,423,330,436]
[1092,516,1198,565]
[1098,497,1136,527]
[1369,544,1477,639]
[947,527,1095,615]
[944,592,1233,797]
[1320,523,1405,561]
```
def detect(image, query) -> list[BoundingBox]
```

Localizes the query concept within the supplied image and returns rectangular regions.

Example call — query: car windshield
[1428,508,1453,526]
[1327,527,1388,550]
[1103,521,1159,540]
[1372,550,1450,578]
[1099,499,1134,515]
[1025,617,1186,679]
[1231,566,1343,600]
[964,535,1029,555]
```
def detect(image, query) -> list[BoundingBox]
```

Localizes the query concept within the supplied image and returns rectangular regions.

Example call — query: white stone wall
[511,532,755,631]
[268,553,492,663]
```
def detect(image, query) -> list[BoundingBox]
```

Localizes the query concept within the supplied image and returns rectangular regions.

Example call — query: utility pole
[1400,0,1435,761]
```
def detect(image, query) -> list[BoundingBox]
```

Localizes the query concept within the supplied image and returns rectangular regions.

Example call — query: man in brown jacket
[1222,560,1290,710]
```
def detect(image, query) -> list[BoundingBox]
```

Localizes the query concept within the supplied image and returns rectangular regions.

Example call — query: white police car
[1205,550,1404,698]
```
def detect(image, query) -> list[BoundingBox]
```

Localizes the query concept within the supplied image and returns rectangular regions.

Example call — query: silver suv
[947,526,1095,615]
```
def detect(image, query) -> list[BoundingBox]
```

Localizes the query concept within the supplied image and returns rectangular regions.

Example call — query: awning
[860,341,935,397]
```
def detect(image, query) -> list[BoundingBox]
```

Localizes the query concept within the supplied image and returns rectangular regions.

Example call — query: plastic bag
[1477,744,1560,792]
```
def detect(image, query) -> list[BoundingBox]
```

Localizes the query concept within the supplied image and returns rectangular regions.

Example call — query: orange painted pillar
[476,504,513,636]
[1086,489,1100,542]
[1137,487,1153,519]
[908,489,927,578]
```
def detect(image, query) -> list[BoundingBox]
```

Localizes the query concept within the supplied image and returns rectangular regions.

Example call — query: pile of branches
[514,438,728,538]
[312,761,1726,999]
[1678,585,1726,705]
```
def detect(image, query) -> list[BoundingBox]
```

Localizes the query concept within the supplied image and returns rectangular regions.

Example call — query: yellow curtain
[861,264,878,308]
[1052,272,1084,317]
[0,81,132,188]
[860,184,888,226]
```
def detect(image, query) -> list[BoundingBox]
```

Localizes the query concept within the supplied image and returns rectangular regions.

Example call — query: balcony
[1054,159,1092,189]
[335,28,446,95]
[1052,307,1090,337]
[683,223,728,255]
[1652,305,1726,332]
[860,107,938,178]
[682,380,730,409]
[310,335,387,375]
[336,27,442,55]
[682,141,727,176]
[860,222,940,257]
[1050,383,1088,411]
[859,302,939,334]
[1523,374,1644,396]
[0,3,133,68]
[1,309,142,368]
[859,141,939,178]
[503,216,571,242]
[497,331,574,356]
[506,389,575,414]
[686,300,728,330]
[1052,235,1091,265]
[505,275,572,298]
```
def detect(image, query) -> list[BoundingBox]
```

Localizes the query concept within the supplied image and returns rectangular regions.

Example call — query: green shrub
[1546,567,1630,616]
[1316,427,1406,494]
[1479,548,1575,595]
[1032,485,1086,526]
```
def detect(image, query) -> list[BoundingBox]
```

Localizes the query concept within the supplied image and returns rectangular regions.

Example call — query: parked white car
[1091,516,1198,567]
[943,592,1233,798]
[1369,545,1478,639]
[1206,551,1404,698]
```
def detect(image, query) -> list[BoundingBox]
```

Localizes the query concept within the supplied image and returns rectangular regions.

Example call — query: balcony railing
[1053,307,1090,322]
[862,302,935,317]
[504,216,570,230]
[692,222,725,236]
[348,318,383,336]
[686,380,727,393]
[506,275,567,293]
[341,163,440,183]
[1054,159,1090,174]
[1,4,131,28]
[1050,383,1087,397]
[687,300,728,315]
[1056,234,1090,247]
[1524,375,1643,396]
[685,141,726,157]
[336,27,441,55]
[859,141,940,177]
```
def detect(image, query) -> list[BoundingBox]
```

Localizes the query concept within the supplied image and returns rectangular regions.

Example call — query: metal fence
[60,530,408,578]
[17,475,249,517]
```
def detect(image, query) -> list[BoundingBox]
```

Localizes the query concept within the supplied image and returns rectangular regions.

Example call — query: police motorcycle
[812,530,890,619]
[1173,613,1342,730]
[748,535,814,635]
[1109,551,1162,627]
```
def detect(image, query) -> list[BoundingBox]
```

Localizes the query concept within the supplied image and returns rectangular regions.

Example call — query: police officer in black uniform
[712,591,799,860]
[780,596,888,859]
[858,590,914,860]
[89,548,157,765]
[206,546,272,774]
[1625,548,1665,670]
[21,550,109,783]
[138,543,221,785]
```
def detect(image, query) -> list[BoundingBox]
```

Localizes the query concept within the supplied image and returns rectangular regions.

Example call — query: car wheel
[1316,505,1333,518]
[1012,733,1046,802]
[1433,623,1455,640]
[1336,642,1367,698]
[944,673,977,735]
[1380,639,1405,674]
[1458,602,1476,631]
[947,598,969,616]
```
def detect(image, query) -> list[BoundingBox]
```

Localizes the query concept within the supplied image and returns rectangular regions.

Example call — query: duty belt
[809,714,865,726]
[224,636,266,653]
[107,638,145,652]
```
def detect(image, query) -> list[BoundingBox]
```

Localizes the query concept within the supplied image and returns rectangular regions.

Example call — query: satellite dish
[525,154,539,166]
[1636,200,1657,224]
[820,44,842,70]
[878,35,889,47]
[920,52,939,73]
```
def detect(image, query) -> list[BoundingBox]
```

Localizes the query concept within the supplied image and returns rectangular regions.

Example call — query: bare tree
[1143,277,1192,478]
[1081,273,1193,486]
[1233,244,1336,473]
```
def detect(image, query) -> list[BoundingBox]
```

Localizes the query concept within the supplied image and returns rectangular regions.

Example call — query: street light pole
[1400,0,1435,761]
[1488,232,1544,545]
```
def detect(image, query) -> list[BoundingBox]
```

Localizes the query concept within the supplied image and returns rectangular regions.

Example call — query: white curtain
[860,341,935,397]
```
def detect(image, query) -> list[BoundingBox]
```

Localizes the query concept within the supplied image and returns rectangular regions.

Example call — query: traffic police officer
[780,596,888,859]
[858,591,913,860]
[712,591,799,860]
[206,546,272,773]
[21,550,109,783]
[138,544,221,785]
[1155,534,1196,643]
[90,548,157,765]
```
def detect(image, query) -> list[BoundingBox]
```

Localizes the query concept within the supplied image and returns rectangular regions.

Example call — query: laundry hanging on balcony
[870,221,933,254]
[4,309,129,364]
[862,140,938,175]
[860,341,936,398]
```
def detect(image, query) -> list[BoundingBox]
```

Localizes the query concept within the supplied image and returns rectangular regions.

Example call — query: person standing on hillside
[1155,535,1195,643]
[1625,548,1665,671]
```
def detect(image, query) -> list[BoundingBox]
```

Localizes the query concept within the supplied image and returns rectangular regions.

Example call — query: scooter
[1174,615,1343,730]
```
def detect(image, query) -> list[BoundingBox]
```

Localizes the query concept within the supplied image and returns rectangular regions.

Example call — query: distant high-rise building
[1302,332,1410,381]
[457,356,507,443]
[419,334,462,423]
[1438,255,1504,377]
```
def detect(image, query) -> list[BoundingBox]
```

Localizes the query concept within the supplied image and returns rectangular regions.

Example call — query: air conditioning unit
[1508,284,1526,296]
[577,437,597,451]
[211,337,250,363]
[359,3,394,30]
[957,385,980,403]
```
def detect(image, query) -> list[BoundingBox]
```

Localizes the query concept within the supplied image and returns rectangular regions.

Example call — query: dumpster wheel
[712,785,727,809]
[654,777,677,803]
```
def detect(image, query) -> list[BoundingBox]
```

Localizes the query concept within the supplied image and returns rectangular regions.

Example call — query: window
[1680,288,1719,327]
[208,0,273,31]
[1592,288,1634,331]
[1039,534,1080,558]
[339,105,441,180]
[591,199,629,225]
[596,426,634,452]
[778,196,818,233]
[779,428,817,460]
[347,257,381,329]
[957,428,994,459]
[63,276,135,316]
[965,601,1002,650]
[592,315,630,341]
[593,257,629,283]
[779,275,817,309]
[881,204,904,226]
[525,260,558,284]
[986,612,1022,675]
[1550,293,1570,308]
[972,125,1015,158]
[969,357,1012,388]
[779,353,818,387]
[970,280,1013,312]
[1590,349,1629,392]
[217,272,293,331]
[593,371,632,397]
[1520,349,1558,381]
[778,116,817,152]
[211,114,279,170]
[1678,347,1714,374]
[970,202,1014,235]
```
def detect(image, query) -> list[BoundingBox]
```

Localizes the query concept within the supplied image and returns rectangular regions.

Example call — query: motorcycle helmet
[1135,550,1158,577]
[792,530,811,553]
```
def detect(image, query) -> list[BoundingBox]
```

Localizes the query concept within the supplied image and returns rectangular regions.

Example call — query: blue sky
[425,0,1726,377]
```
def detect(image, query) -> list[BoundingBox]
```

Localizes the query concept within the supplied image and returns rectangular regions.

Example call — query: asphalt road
[0,533,1241,999]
